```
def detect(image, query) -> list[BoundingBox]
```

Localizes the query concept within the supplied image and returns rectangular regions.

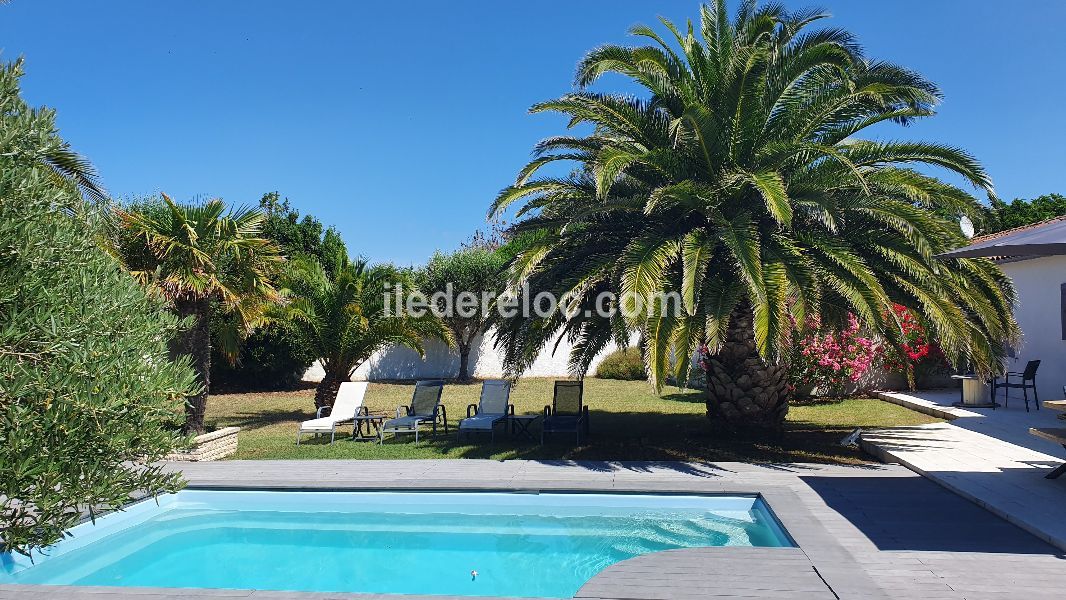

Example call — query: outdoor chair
[994,359,1041,412]
[379,380,447,443]
[458,380,514,442]
[542,380,589,444]
[296,381,368,445]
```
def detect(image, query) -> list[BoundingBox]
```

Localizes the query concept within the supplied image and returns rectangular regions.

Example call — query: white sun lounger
[296,381,368,445]
[458,380,513,442]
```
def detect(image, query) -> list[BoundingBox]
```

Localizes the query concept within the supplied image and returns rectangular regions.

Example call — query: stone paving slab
[875,389,1066,459]
[861,419,1066,552]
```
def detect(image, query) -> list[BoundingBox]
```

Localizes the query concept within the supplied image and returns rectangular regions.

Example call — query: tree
[114,196,282,433]
[491,1,1019,429]
[210,192,347,391]
[979,194,1066,234]
[415,247,507,380]
[282,245,451,409]
[0,60,195,556]
[0,60,107,204]
[259,191,348,264]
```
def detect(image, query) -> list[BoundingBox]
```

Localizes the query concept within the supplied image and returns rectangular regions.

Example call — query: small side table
[352,413,388,441]
[508,414,540,441]
[951,375,998,408]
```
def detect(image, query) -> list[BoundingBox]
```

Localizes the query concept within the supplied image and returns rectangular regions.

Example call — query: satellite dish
[960,215,975,239]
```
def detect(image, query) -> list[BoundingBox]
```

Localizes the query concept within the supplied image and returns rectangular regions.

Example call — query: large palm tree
[282,248,452,410]
[491,0,1019,428]
[116,194,282,433]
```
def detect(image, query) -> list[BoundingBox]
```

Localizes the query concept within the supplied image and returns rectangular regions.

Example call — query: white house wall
[302,328,631,382]
[996,255,1066,402]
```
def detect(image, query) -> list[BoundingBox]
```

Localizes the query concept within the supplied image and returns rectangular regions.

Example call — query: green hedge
[595,348,647,380]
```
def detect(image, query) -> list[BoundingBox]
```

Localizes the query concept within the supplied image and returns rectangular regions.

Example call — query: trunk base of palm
[172,299,211,435]
[704,304,790,430]
[315,371,345,410]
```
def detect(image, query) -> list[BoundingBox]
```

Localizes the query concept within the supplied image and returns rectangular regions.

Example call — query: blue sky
[3,1,1065,264]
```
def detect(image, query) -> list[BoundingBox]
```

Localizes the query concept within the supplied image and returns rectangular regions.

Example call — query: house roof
[936,214,1066,260]
[970,214,1066,244]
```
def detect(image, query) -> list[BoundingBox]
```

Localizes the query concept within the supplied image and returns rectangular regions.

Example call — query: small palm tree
[116,194,282,433]
[492,0,1019,428]
[282,248,452,409]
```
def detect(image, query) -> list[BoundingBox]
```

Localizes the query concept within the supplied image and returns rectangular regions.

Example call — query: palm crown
[0,58,106,203]
[282,248,451,409]
[491,1,1018,421]
[118,194,282,323]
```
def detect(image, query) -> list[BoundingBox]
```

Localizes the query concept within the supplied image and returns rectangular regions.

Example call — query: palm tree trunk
[172,298,212,435]
[315,367,346,410]
[704,303,790,429]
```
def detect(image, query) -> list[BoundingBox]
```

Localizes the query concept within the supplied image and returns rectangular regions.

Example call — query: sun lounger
[458,380,513,442]
[542,380,588,444]
[295,381,368,445]
[379,380,447,443]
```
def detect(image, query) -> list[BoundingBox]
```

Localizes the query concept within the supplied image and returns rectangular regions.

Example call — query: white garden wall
[302,328,630,382]
[995,254,1066,401]
[305,254,1065,394]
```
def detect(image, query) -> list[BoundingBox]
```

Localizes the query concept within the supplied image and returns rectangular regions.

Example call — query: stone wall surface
[165,427,240,462]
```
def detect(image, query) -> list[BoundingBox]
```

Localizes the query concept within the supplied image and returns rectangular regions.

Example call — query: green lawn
[205,377,938,465]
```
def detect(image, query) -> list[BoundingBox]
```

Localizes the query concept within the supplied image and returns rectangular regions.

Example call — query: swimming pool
[1,490,793,598]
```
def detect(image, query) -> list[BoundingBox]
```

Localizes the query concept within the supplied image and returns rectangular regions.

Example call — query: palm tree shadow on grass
[660,392,705,404]
[213,409,310,431]
[367,410,878,465]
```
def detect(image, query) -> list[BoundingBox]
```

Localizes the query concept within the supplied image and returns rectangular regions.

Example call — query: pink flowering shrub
[790,315,879,398]
[882,303,950,390]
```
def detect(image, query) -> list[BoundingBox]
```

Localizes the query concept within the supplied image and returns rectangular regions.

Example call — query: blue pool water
[1,490,792,598]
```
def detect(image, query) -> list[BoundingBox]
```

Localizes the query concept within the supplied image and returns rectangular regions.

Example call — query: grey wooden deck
[3,459,1065,600]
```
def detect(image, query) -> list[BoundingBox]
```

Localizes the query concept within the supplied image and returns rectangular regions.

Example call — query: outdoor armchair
[994,359,1041,412]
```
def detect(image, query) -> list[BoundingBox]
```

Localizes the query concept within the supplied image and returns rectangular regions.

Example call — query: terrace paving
[864,390,1066,551]
[4,459,1065,599]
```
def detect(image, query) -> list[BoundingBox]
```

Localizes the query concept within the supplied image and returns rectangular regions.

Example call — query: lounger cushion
[299,417,340,432]
[460,413,505,431]
[383,414,433,430]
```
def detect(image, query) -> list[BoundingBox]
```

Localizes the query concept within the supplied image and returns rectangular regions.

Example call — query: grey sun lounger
[458,379,513,442]
[379,380,447,443]
[542,380,589,444]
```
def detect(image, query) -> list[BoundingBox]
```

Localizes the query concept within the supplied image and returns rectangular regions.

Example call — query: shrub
[210,322,314,392]
[596,348,648,380]
[0,60,196,556]
[882,303,951,390]
[789,315,878,398]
